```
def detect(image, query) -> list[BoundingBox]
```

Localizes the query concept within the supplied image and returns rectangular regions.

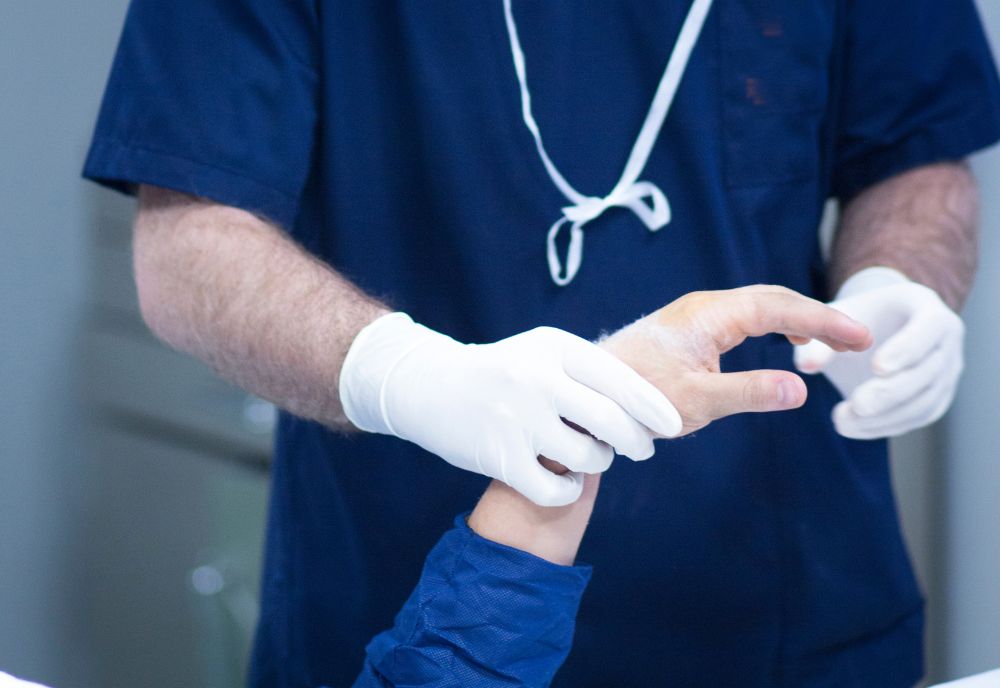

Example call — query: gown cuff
[356,513,592,687]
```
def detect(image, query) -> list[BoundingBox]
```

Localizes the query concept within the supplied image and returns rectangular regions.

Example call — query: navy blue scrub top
[85,1,1000,686]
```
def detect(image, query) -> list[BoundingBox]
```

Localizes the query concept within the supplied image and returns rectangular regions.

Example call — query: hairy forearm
[133,186,390,430]
[830,162,979,310]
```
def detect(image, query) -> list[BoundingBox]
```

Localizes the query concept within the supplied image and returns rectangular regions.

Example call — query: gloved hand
[793,266,965,440]
[601,285,873,436]
[339,314,682,507]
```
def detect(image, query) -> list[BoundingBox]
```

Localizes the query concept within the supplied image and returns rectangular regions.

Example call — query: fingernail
[777,381,797,408]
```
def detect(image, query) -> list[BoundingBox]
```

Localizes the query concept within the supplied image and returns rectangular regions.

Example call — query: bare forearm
[468,471,600,567]
[830,162,979,310]
[133,186,390,430]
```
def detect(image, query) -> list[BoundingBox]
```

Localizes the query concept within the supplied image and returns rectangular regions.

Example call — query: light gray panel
[80,329,274,460]
[65,430,268,688]
[0,1,132,684]
[938,1,1000,681]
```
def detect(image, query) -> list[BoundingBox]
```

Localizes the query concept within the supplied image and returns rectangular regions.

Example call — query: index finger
[562,339,683,438]
[729,290,873,352]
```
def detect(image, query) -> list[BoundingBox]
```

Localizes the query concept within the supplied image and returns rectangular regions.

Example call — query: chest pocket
[719,0,836,187]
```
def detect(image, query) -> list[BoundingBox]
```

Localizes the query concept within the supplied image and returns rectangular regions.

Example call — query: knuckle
[740,294,766,327]
[742,377,768,409]
[498,363,538,390]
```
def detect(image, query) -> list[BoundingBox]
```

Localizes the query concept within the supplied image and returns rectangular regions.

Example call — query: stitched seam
[98,135,299,202]
[835,102,1000,173]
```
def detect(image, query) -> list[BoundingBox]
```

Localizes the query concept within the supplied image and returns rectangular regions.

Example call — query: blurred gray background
[1,2,998,687]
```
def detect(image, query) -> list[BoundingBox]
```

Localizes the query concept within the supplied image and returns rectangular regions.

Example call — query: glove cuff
[339,312,450,435]
[836,266,911,300]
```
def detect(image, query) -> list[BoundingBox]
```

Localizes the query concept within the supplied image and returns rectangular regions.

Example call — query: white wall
[0,2,129,685]
[938,0,1000,679]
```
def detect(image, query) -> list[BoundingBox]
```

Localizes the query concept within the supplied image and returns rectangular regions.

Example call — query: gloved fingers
[562,341,682,438]
[849,343,953,417]
[537,421,615,474]
[872,308,959,376]
[793,339,837,374]
[511,459,586,507]
[553,381,656,460]
[833,358,960,439]
[727,291,872,352]
[685,369,807,422]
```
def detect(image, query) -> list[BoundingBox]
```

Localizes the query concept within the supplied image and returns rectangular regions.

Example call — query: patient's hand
[600,285,872,435]
[469,286,871,563]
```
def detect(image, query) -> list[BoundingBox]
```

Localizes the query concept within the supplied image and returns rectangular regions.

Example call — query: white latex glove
[339,313,682,507]
[794,266,964,439]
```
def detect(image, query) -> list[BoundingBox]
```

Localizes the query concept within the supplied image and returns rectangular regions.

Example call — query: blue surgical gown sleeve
[82,0,319,228]
[831,0,1000,201]
[351,514,592,688]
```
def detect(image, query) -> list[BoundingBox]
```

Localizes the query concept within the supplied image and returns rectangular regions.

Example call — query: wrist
[338,312,450,434]
[468,475,600,566]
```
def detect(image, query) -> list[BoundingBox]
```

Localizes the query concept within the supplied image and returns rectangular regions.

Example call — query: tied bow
[503,0,714,285]
[549,181,672,286]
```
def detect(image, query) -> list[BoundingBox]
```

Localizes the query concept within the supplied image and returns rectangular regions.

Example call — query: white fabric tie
[503,0,715,285]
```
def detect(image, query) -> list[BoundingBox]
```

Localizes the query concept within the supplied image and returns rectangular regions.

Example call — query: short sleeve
[354,513,592,688]
[831,0,1000,201]
[82,0,319,228]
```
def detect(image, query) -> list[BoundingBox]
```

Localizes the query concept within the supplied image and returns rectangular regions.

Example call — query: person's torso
[250,3,924,686]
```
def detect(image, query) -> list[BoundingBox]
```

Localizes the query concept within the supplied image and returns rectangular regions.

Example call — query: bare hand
[599,285,873,436]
